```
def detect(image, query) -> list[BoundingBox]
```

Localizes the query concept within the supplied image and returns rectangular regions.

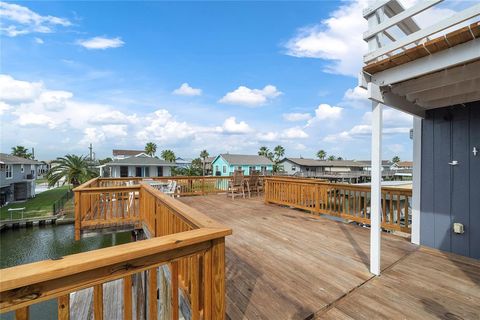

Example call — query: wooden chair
[228,170,245,199]
[246,170,261,197]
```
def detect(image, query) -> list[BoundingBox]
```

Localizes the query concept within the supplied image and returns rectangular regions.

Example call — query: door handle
[448,160,458,166]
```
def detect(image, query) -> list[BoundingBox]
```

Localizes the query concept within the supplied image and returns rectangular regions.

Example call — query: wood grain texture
[180,195,479,320]
[93,284,103,320]
[57,294,69,320]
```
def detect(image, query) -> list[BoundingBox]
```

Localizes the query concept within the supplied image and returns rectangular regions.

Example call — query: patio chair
[228,170,245,199]
[246,170,261,197]
[164,180,177,198]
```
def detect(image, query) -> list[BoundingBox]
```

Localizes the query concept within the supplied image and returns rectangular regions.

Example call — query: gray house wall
[0,163,37,204]
[420,101,480,259]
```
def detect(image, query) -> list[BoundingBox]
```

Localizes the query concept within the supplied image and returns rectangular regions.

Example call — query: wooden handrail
[2,176,232,319]
[264,177,412,233]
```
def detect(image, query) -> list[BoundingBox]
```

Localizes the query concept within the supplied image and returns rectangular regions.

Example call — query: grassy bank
[0,186,71,220]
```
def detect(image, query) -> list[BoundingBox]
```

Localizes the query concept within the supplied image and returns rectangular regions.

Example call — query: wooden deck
[180,195,480,320]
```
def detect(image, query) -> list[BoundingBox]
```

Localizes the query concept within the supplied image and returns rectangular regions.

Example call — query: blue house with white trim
[211,154,273,176]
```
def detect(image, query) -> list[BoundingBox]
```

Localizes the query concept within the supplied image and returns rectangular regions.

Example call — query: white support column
[370,101,383,275]
[411,117,422,245]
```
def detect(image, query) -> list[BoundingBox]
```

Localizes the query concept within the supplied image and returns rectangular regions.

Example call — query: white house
[99,155,176,178]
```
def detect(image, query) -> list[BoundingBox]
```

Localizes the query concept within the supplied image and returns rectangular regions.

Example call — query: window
[237,166,242,171]
[120,166,129,177]
[6,165,12,179]
[222,165,226,173]
[135,167,142,177]
[20,165,24,173]
[292,166,296,171]
[157,166,163,177]
[249,166,255,173]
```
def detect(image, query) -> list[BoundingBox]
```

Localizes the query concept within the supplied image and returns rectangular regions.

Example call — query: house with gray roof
[99,154,176,178]
[279,158,366,177]
[0,153,41,206]
[211,154,273,176]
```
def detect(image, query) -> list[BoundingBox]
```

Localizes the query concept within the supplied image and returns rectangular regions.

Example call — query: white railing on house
[363,0,480,64]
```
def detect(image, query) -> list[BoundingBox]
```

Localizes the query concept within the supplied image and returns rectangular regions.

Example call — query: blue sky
[0,0,443,161]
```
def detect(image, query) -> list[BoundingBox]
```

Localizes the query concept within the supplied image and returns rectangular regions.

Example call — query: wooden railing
[92,176,240,196]
[1,179,231,319]
[264,177,412,233]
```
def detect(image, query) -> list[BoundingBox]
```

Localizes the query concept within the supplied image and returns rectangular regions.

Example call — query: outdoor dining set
[227,169,263,199]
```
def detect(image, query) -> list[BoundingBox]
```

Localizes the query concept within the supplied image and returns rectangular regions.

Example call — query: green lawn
[0,186,71,220]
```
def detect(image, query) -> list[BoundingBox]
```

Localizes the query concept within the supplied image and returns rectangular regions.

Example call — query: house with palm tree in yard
[99,154,176,177]
[211,154,273,176]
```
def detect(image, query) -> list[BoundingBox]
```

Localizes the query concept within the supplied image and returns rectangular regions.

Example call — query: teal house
[211,154,273,176]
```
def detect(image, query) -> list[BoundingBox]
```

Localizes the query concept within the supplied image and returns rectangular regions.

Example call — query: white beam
[411,117,422,245]
[363,0,393,18]
[368,83,426,118]
[371,38,480,86]
[421,90,480,108]
[410,78,480,103]
[364,0,442,40]
[364,3,480,62]
[392,60,480,96]
[370,101,383,276]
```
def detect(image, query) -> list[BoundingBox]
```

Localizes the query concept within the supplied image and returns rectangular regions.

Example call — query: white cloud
[284,0,456,77]
[172,83,202,96]
[0,2,71,37]
[77,36,125,50]
[0,101,11,115]
[80,127,105,145]
[284,0,367,77]
[89,110,138,125]
[362,108,413,128]
[136,109,196,143]
[38,90,73,111]
[283,112,312,122]
[282,127,308,139]
[387,143,405,154]
[219,85,282,107]
[307,103,343,126]
[0,74,43,102]
[34,37,44,44]
[15,112,57,129]
[101,124,128,137]
[344,86,368,101]
[220,116,252,134]
[257,131,279,142]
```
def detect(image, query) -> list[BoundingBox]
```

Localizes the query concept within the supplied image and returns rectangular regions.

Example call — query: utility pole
[32,147,35,160]
[89,143,93,161]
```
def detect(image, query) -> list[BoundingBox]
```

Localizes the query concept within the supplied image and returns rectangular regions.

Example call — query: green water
[0,224,131,319]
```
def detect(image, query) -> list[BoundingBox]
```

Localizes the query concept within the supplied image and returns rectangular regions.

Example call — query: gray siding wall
[420,101,480,259]
[0,164,36,187]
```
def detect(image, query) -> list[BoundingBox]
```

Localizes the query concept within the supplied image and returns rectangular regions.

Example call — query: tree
[161,149,176,162]
[327,155,336,161]
[273,145,285,161]
[200,149,209,176]
[392,156,401,163]
[46,154,98,188]
[258,146,273,161]
[98,157,112,165]
[11,146,33,159]
[337,156,343,160]
[316,150,326,160]
[145,142,157,157]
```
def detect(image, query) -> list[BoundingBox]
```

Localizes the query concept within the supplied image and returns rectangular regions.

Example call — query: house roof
[0,153,41,165]
[205,156,215,163]
[356,160,393,166]
[281,158,367,168]
[104,155,176,166]
[216,154,273,166]
[112,149,145,157]
[396,161,413,167]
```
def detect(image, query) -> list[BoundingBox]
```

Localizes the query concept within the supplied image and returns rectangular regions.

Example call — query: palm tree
[316,150,326,160]
[327,155,336,161]
[11,146,33,159]
[392,156,401,163]
[145,142,157,157]
[273,145,285,161]
[46,154,98,188]
[258,146,274,161]
[200,149,209,176]
[161,149,176,162]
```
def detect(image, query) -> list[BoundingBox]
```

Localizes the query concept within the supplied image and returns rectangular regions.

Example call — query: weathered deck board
[180,195,480,320]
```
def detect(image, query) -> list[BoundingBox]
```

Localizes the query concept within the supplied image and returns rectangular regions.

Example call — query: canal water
[0,224,131,319]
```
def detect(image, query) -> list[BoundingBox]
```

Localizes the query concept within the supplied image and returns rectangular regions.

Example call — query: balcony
[1,177,478,319]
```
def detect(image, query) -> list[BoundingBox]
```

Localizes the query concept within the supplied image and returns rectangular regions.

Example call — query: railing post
[202,176,206,195]
[211,238,226,320]
[264,179,269,204]
[74,190,81,241]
